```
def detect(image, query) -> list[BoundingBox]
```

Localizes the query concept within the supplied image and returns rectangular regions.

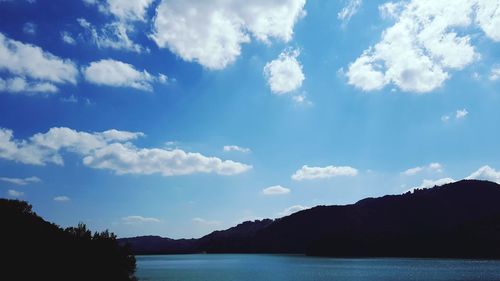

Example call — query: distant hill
[121,180,500,258]
[0,199,137,281]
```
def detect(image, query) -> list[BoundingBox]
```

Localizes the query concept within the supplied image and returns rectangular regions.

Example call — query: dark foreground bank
[122,180,500,259]
[0,199,137,281]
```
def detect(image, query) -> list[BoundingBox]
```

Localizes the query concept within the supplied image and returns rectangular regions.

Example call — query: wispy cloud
[192,217,222,226]
[338,0,362,25]
[0,176,41,185]
[54,196,70,202]
[223,145,251,153]
[292,165,358,180]
[277,205,309,217]
[262,185,290,195]
[122,215,161,224]
[401,163,442,176]
[7,189,24,197]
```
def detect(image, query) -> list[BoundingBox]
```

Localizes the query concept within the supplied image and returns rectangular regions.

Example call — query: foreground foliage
[0,199,136,281]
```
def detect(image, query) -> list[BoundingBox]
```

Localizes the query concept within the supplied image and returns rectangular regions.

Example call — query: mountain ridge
[120,180,500,258]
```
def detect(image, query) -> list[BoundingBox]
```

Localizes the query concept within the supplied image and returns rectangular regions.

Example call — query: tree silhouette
[0,199,137,281]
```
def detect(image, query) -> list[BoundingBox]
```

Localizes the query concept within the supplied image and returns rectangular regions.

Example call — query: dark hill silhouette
[0,199,136,281]
[121,180,500,258]
[119,235,199,255]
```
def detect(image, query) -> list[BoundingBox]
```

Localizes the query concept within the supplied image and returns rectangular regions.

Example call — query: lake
[136,254,500,281]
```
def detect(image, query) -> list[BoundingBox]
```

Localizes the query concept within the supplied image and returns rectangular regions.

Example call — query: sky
[0,0,500,239]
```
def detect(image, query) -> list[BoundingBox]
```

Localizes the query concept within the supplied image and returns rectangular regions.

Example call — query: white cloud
[0,77,58,94]
[264,48,305,94]
[456,109,468,119]
[151,0,306,70]
[77,18,145,53]
[475,1,500,41]
[223,145,251,153]
[402,162,442,176]
[106,0,154,21]
[429,162,443,171]
[23,22,36,35]
[466,165,500,184]
[293,95,306,103]
[158,73,168,84]
[54,195,70,202]
[7,189,24,197]
[0,33,78,94]
[61,31,76,45]
[83,59,162,91]
[192,217,222,226]
[292,165,358,181]
[236,215,265,224]
[78,0,155,52]
[84,0,154,21]
[408,177,455,193]
[83,144,251,176]
[0,127,251,176]
[0,176,41,185]
[378,2,405,19]
[402,166,423,176]
[122,215,160,224]
[338,0,362,24]
[441,115,451,122]
[277,205,308,217]
[262,185,290,195]
[347,0,500,93]
[489,66,500,81]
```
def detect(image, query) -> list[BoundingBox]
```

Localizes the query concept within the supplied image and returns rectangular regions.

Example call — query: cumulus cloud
[151,0,306,69]
[347,0,500,93]
[441,109,469,122]
[106,0,154,21]
[402,162,442,176]
[456,109,468,119]
[338,0,362,24]
[0,176,41,185]
[0,127,143,165]
[277,205,308,217]
[378,2,405,19]
[122,215,160,224]
[53,196,70,202]
[83,59,164,91]
[292,165,358,181]
[262,185,290,195]
[0,77,58,94]
[7,189,24,197]
[83,144,252,176]
[264,48,305,94]
[0,127,251,176]
[407,177,455,193]
[466,165,500,184]
[61,31,76,45]
[223,145,251,153]
[0,33,78,94]
[489,66,500,81]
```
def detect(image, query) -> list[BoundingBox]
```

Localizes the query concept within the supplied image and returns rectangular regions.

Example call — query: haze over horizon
[1,0,500,239]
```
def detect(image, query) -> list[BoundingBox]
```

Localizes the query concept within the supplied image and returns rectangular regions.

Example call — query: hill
[121,180,500,258]
[0,199,137,280]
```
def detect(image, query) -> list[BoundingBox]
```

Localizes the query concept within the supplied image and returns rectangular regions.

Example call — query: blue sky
[1,0,500,238]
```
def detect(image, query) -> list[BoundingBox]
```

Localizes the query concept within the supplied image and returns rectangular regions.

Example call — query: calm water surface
[136,254,500,281]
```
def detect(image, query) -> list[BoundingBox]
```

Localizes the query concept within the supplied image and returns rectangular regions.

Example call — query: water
[136,254,500,281]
